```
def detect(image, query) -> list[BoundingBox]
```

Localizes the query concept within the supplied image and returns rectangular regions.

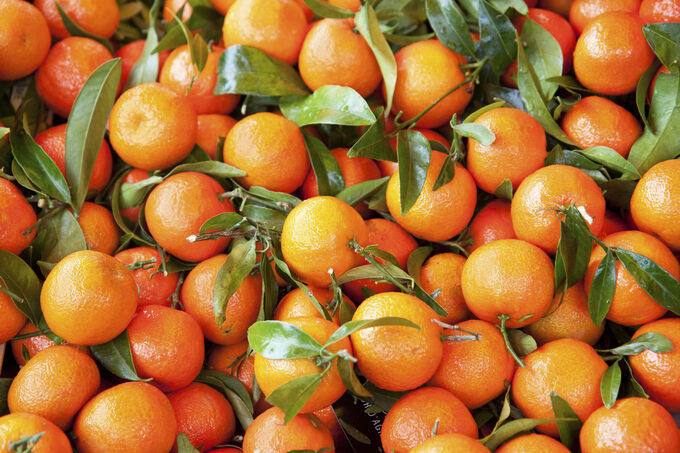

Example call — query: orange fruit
[196,114,237,159]
[380,129,450,178]
[569,0,641,34]
[466,200,516,253]
[119,168,151,223]
[410,433,491,453]
[539,0,573,16]
[281,196,368,287]
[462,239,554,328]
[34,124,113,194]
[274,286,353,325]
[584,230,680,325]
[8,345,100,430]
[467,107,547,194]
[386,152,477,242]
[299,18,382,97]
[0,283,26,344]
[76,202,120,255]
[629,318,680,412]
[160,45,240,115]
[242,407,334,453]
[390,39,473,128]
[74,382,177,453]
[167,382,236,452]
[163,0,192,22]
[0,412,71,453]
[631,159,680,251]
[127,304,205,391]
[419,253,469,324]
[222,0,308,65]
[342,218,418,303]
[511,165,606,254]
[562,96,641,158]
[181,253,262,345]
[35,0,119,39]
[210,0,236,13]
[512,338,607,436]
[300,148,381,200]
[579,397,680,453]
[114,247,179,307]
[313,406,346,450]
[255,317,352,412]
[0,178,37,255]
[497,433,570,452]
[40,250,138,345]
[381,387,477,453]
[0,0,51,81]
[114,40,170,89]
[640,0,680,23]
[524,281,605,346]
[109,82,197,170]
[222,112,309,193]
[573,11,654,95]
[145,172,235,262]
[10,322,90,366]
[430,320,515,409]
[36,37,114,118]
[328,0,360,10]
[350,292,443,391]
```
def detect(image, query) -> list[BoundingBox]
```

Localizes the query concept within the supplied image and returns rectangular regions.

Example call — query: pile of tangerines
[1,0,680,451]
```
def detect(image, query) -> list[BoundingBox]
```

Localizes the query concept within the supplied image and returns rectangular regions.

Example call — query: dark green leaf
[489,0,527,14]
[165,160,246,179]
[478,0,516,77]
[347,107,396,161]
[545,148,602,172]
[248,321,323,359]
[550,392,582,450]
[397,129,431,215]
[335,177,389,207]
[110,177,156,248]
[385,33,436,46]
[199,212,244,234]
[493,178,513,200]
[38,209,87,271]
[519,19,562,100]
[247,186,301,210]
[66,58,121,213]
[260,253,279,321]
[425,0,476,57]
[614,247,680,315]
[195,369,254,428]
[281,86,376,127]
[214,45,310,96]
[621,358,649,399]
[90,331,150,381]
[0,378,10,416]
[324,317,419,347]
[481,417,576,450]
[303,0,354,18]
[172,13,208,73]
[635,61,660,130]
[266,373,324,423]
[558,212,594,287]
[176,433,200,453]
[463,101,506,123]
[0,250,42,326]
[453,122,495,145]
[577,147,640,180]
[338,358,372,397]
[609,332,674,355]
[302,132,345,196]
[213,238,257,325]
[406,246,432,284]
[643,23,680,70]
[600,359,622,408]
[55,1,114,53]
[126,0,161,89]
[588,250,617,327]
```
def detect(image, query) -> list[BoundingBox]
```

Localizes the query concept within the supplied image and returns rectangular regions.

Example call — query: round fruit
[114,247,179,307]
[196,114,237,159]
[0,283,26,344]
[118,168,151,223]
[419,253,469,324]
[497,433,570,452]
[274,286,353,325]
[34,0,120,39]
[76,202,120,255]
[466,200,516,252]
[0,412,71,453]
[242,407,334,453]
[639,0,680,23]
[569,0,641,34]
[0,0,51,81]
[410,433,491,453]
[0,179,37,255]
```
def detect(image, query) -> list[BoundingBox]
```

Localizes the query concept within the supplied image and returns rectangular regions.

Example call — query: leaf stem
[497,314,526,368]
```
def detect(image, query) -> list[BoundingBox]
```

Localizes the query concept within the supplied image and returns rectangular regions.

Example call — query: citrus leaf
[126,0,161,89]
[195,370,254,430]
[213,238,257,326]
[55,1,114,53]
[635,61,660,130]
[519,19,562,100]
[303,0,354,18]
[260,254,279,321]
[452,122,495,145]
[338,358,372,397]
[110,177,156,248]
[385,33,436,46]
[493,178,513,200]
[266,373,324,424]
[406,246,432,284]
[577,147,641,180]
[0,250,42,326]
[478,0,516,77]
[609,332,674,355]
[507,329,538,356]
[335,177,389,207]
[119,176,163,210]
[397,129,431,215]
[481,417,577,450]
[302,132,345,196]
[90,330,150,382]
[248,321,323,359]
[214,45,309,96]
[600,359,622,409]
[488,0,527,14]
[643,23,680,70]
[426,0,476,57]
[588,250,616,326]
[614,247,680,315]
[199,212,244,234]
[324,317,419,347]
[165,160,246,179]
[558,211,594,287]
[356,4,397,115]
[621,358,650,399]
[550,392,582,450]
[176,433,200,453]
[348,106,396,161]
[280,86,376,127]
[335,264,390,284]
[38,209,87,273]
[172,13,208,73]
[65,58,121,213]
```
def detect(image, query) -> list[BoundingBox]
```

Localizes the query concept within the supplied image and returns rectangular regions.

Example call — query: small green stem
[498,314,525,368]
[125,258,157,271]
[349,238,414,295]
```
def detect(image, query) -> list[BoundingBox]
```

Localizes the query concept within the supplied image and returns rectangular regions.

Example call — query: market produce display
[1,0,680,451]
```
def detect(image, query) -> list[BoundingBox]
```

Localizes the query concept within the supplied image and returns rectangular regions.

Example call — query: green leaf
[0,250,42,326]
[635,61,660,130]
[55,1,114,53]
[558,211,594,287]
[614,247,680,315]
[550,392,582,450]
[335,177,389,207]
[110,177,156,248]
[463,101,506,123]
[172,13,208,73]
[10,124,71,203]
[260,254,279,321]
[347,107,396,161]
[119,176,163,210]
[489,0,528,14]
[303,0,355,18]
[425,0,476,57]
[126,0,161,89]
[577,147,640,180]
[176,433,200,453]
[609,332,674,355]
[507,329,538,356]
[213,238,257,326]
[588,250,617,327]
[493,178,513,200]
[65,58,121,213]
[478,0,516,77]
[600,359,622,409]
[281,86,376,127]
[302,132,345,196]
[90,331,150,382]
[248,321,323,359]
[324,317,419,347]
[406,246,432,284]
[621,358,650,399]
[519,19,563,100]
[453,123,495,145]
[266,373,324,424]
[356,4,397,115]
[214,45,310,96]
[643,23,680,70]
[195,369,254,428]
[199,212,244,234]
[397,130,431,215]
[165,160,246,179]
[385,33,437,46]
[338,358,372,397]
[481,417,576,450]
[38,209,87,273]
[0,378,10,416]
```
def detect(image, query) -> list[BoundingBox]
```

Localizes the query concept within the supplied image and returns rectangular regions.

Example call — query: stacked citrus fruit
[1,0,680,451]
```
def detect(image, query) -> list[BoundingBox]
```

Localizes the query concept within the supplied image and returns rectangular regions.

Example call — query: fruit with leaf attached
[242,407,334,453]
[114,247,179,307]
[274,286,353,325]
[34,0,120,39]
[196,114,237,159]
[75,202,120,255]
[0,179,37,256]
[419,253,469,324]
[0,412,72,453]
[0,282,26,344]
